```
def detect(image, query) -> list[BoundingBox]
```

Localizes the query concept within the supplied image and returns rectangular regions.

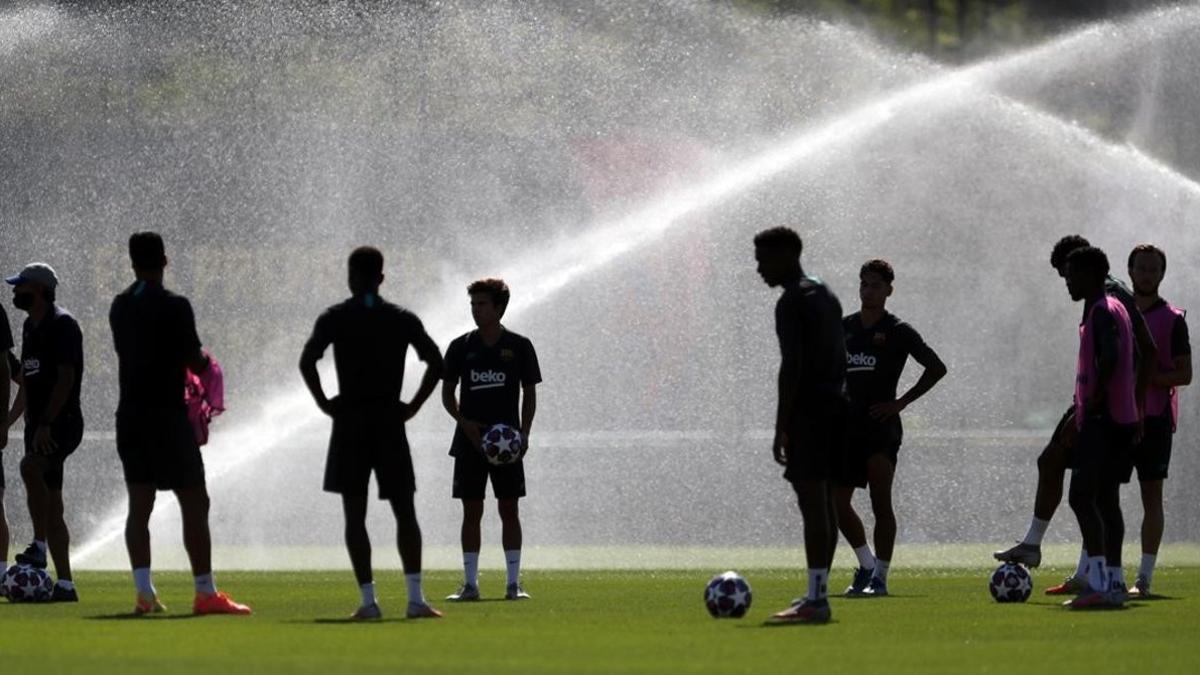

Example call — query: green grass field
[1,568,1197,674]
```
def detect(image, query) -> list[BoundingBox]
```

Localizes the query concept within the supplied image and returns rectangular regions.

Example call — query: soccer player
[0,299,12,590]
[835,259,946,597]
[300,246,444,620]
[755,227,847,624]
[1125,244,1190,598]
[1062,246,1138,608]
[4,263,83,602]
[110,233,250,616]
[995,234,1155,595]
[442,278,541,602]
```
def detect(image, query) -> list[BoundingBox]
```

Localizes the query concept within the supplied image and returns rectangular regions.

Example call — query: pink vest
[1076,296,1138,429]
[1143,301,1185,429]
[184,351,225,446]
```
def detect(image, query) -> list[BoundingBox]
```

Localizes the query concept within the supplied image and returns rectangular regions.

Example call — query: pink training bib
[1143,301,1186,429]
[1075,296,1138,429]
[185,350,225,446]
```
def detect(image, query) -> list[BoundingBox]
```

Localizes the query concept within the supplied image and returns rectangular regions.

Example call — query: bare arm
[299,352,334,417]
[403,326,444,420]
[442,377,483,449]
[31,364,74,454]
[521,384,537,442]
[1153,354,1192,388]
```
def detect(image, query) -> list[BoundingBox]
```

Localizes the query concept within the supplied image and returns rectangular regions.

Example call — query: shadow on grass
[87,612,202,621]
[300,618,413,625]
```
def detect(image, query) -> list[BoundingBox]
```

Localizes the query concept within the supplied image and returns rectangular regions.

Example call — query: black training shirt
[444,329,541,455]
[775,276,846,412]
[21,305,84,425]
[110,281,202,413]
[301,295,442,404]
[843,311,938,439]
[0,303,12,354]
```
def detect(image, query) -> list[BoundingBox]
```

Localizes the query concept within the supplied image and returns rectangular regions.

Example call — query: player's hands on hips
[869,399,906,421]
[772,430,789,466]
[398,401,418,422]
[318,395,341,418]
[33,424,57,455]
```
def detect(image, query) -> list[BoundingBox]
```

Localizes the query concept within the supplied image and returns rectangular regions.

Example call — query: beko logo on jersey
[469,370,507,390]
[846,353,876,372]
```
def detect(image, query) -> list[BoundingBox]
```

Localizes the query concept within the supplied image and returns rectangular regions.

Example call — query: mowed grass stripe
[0,569,1196,674]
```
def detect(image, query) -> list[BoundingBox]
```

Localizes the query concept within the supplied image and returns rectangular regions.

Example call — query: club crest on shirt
[500,348,515,362]
[872,332,887,346]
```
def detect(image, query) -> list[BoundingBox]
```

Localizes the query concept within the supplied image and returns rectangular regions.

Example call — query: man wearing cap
[6,262,83,601]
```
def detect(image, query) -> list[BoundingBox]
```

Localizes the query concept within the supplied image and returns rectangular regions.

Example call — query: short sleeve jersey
[110,281,202,412]
[21,305,85,425]
[301,295,442,403]
[444,329,541,455]
[775,276,846,412]
[843,312,938,409]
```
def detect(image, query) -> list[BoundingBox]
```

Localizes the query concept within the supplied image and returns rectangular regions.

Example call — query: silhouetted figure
[110,232,250,616]
[442,278,541,603]
[755,226,846,624]
[300,246,444,620]
[834,259,946,598]
[5,262,82,601]
[1126,244,1191,598]
[994,234,1155,595]
[1062,246,1137,609]
[0,294,16,585]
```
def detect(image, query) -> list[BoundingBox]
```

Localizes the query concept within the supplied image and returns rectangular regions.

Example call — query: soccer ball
[989,562,1033,603]
[2,564,53,603]
[481,423,523,466]
[705,571,752,618]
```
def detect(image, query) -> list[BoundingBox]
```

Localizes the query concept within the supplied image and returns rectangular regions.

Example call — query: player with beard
[1125,244,1190,598]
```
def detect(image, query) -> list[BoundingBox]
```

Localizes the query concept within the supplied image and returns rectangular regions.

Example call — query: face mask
[12,292,34,311]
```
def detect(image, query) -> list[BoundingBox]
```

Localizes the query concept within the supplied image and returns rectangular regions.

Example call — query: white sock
[359,582,376,607]
[874,558,891,582]
[1086,556,1107,592]
[1022,518,1050,546]
[56,579,75,591]
[1107,566,1125,591]
[853,545,874,570]
[405,573,425,606]
[194,573,217,595]
[133,567,156,597]
[505,549,521,586]
[34,540,48,554]
[806,568,829,601]
[1139,553,1157,584]
[463,552,480,587]
[1074,548,1089,578]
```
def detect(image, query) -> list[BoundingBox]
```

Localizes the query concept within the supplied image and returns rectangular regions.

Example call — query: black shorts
[835,417,902,485]
[1133,414,1173,482]
[452,442,525,500]
[23,414,83,491]
[324,407,414,500]
[783,400,847,486]
[1070,414,1136,485]
[1052,405,1076,447]
[117,408,206,491]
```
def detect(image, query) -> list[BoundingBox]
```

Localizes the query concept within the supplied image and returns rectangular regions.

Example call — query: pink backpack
[185,350,225,446]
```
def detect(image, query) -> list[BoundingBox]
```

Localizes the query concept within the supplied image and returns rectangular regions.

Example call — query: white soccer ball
[481,423,523,466]
[2,564,54,603]
[705,570,752,618]
[989,562,1033,603]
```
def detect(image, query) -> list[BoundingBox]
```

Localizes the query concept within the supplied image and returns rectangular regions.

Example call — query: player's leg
[125,482,164,613]
[865,452,896,595]
[389,494,439,618]
[1135,479,1164,596]
[179,481,249,615]
[46,488,76,601]
[1065,429,1109,609]
[996,408,1073,568]
[833,483,873,596]
[0,485,8,598]
[17,454,50,568]
[1096,479,1126,604]
[1132,416,1170,597]
[448,451,487,601]
[494,461,528,599]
